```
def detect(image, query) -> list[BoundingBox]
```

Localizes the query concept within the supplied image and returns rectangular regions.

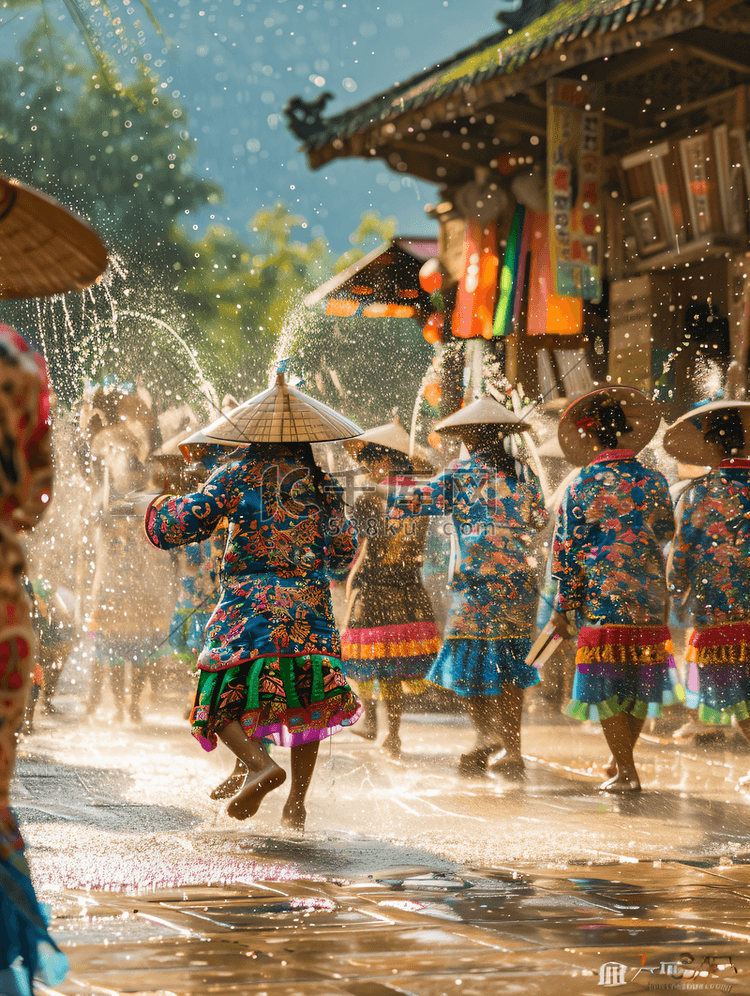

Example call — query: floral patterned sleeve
[388,467,454,519]
[551,477,585,614]
[322,483,357,582]
[144,466,233,550]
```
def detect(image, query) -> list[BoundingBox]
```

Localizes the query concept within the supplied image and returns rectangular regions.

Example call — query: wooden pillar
[726,255,750,400]
[436,205,468,418]
[440,288,465,418]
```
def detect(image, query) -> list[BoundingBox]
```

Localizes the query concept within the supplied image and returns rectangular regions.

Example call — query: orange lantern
[452,221,499,339]
[419,258,444,294]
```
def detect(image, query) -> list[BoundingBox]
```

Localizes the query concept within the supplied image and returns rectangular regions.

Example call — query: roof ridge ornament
[283,92,335,141]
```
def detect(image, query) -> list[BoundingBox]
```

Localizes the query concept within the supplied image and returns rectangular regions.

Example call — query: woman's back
[671,466,750,626]
[197,444,354,581]
[447,453,546,585]
[554,455,674,626]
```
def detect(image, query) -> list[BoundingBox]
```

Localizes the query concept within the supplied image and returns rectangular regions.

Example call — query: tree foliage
[1,0,166,94]
[0,24,219,262]
[0,15,429,422]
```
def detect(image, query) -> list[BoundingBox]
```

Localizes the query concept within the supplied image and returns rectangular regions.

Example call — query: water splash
[115,310,221,415]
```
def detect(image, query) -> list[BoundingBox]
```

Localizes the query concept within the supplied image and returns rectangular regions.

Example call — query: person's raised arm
[144,465,232,549]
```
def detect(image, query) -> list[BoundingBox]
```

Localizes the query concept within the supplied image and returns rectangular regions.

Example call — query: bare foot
[604,755,617,778]
[489,753,525,778]
[280,801,306,831]
[227,762,287,820]
[351,713,378,740]
[210,767,247,800]
[599,773,641,793]
[458,744,502,777]
[352,726,378,741]
[381,733,401,758]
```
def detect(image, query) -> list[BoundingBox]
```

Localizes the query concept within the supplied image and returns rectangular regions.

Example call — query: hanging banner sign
[452,220,499,339]
[547,79,603,301]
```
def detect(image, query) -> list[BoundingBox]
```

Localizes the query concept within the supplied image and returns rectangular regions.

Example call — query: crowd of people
[6,325,750,990]
[138,370,750,821]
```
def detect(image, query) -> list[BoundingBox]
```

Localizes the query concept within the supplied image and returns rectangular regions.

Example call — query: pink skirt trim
[342,620,440,646]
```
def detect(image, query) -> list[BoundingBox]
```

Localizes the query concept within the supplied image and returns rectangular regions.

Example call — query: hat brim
[435,396,530,435]
[558,386,660,465]
[184,375,363,449]
[342,421,440,467]
[0,175,108,298]
[663,401,750,465]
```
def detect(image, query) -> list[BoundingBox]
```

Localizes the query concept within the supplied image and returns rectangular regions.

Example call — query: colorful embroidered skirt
[191,654,362,749]
[685,623,750,725]
[566,624,683,722]
[341,620,440,697]
[0,809,68,995]
[426,636,540,698]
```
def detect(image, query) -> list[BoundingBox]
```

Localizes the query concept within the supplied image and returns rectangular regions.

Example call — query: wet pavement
[15,688,750,995]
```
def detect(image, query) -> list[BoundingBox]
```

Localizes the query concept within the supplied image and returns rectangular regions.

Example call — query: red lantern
[422,311,444,344]
[419,258,444,294]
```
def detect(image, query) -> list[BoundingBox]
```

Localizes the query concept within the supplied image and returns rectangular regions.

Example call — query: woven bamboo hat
[663,399,750,466]
[0,175,108,298]
[558,386,659,465]
[434,395,530,435]
[162,397,238,460]
[179,371,363,454]
[343,416,440,469]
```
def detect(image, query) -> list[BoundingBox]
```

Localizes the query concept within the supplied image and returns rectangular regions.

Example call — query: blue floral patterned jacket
[145,444,357,669]
[552,450,674,627]
[668,460,750,628]
[388,452,547,620]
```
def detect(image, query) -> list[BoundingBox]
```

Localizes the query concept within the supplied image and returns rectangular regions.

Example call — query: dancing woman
[548,387,681,792]
[340,421,441,757]
[388,397,547,776]
[665,401,750,771]
[145,373,363,829]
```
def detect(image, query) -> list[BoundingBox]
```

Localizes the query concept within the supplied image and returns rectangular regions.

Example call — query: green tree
[0,24,219,259]
[270,210,432,429]
[172,205,431,420]
[0,15,431,420]
[334,211,397,274]
[175,204,330,395]
[1,0,165,93]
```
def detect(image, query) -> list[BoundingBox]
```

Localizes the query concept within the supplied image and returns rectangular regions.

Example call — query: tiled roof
[298,0,697,153]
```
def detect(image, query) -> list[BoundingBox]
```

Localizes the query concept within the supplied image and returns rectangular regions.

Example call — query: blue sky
[1,0,502,255]
[157,0,501,252]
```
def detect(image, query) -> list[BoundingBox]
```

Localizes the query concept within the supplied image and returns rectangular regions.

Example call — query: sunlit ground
[14,657,750,994]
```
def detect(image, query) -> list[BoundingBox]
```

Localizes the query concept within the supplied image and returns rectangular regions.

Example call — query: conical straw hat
[558,386,659,465]
[175,396,245,460]
[343,417,440,468]
[435,395,530,434]
[663,399,750,466]
[0,175,108,298]
[179,371,363,454]
[155,425,199,458]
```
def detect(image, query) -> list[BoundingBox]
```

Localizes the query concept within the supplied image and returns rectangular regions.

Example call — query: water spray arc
[115,310,221,415]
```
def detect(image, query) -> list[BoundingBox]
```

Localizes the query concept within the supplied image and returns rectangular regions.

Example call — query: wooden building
[286,0,750,415]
